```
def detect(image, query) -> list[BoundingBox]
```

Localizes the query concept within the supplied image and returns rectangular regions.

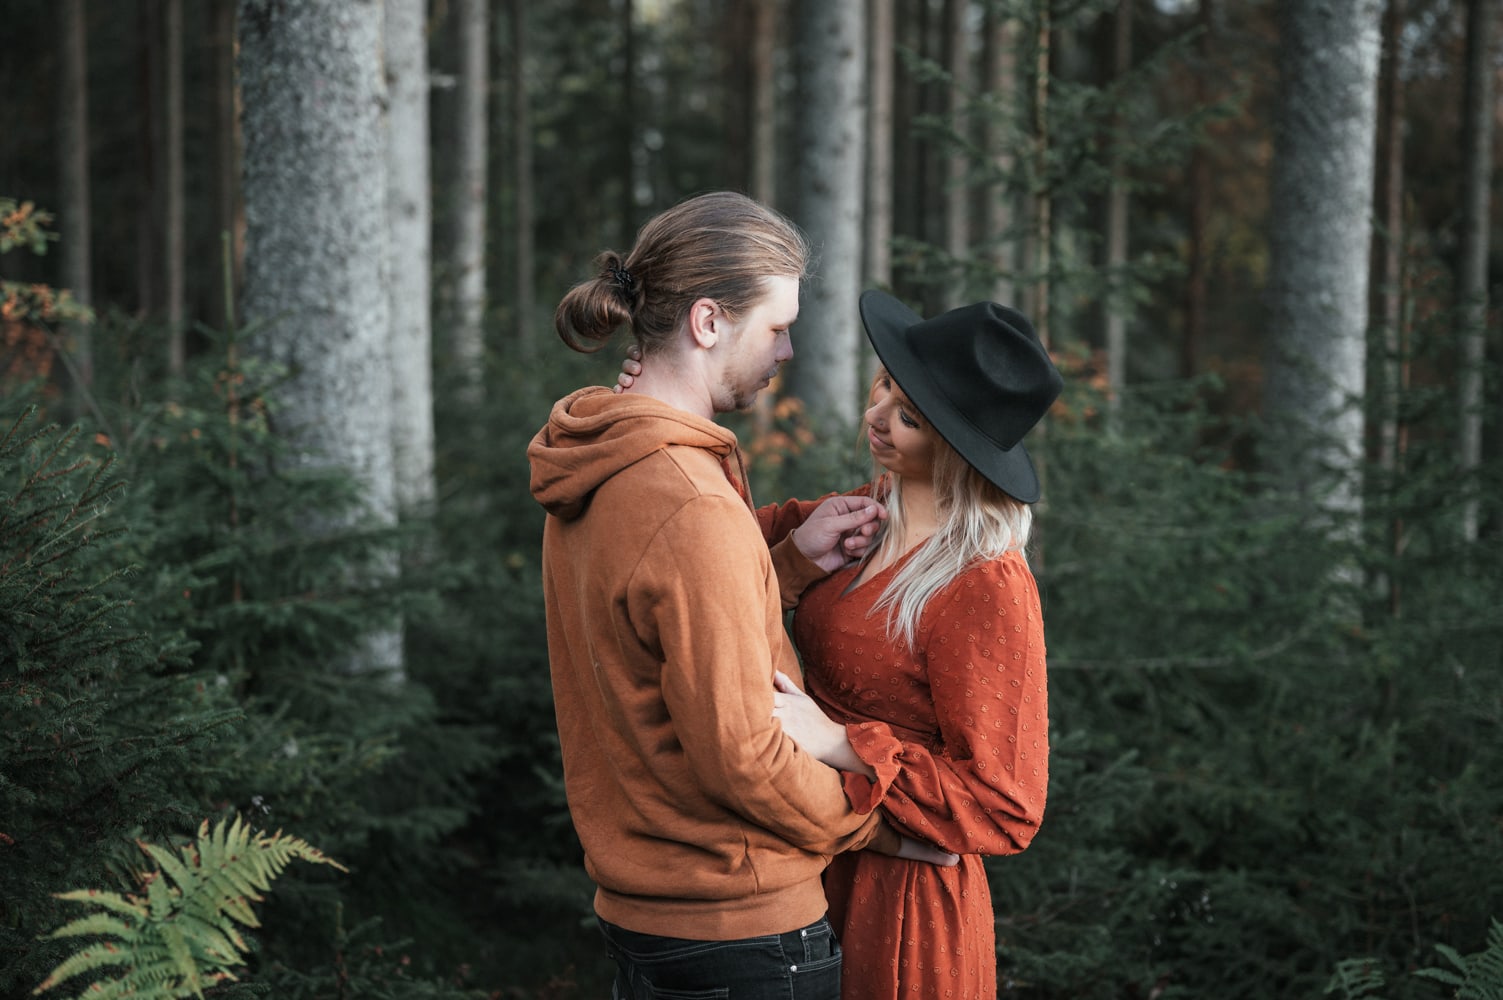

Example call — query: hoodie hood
[528,386,742,521]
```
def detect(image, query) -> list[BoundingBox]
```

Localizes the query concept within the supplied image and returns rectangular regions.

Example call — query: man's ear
[687,297,720,349]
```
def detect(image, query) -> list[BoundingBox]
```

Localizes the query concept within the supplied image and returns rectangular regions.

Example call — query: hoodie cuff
[840,721,904,813]
[769,534,829,610]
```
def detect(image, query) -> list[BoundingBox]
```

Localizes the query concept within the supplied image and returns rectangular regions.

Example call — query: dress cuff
[841,721,904,813]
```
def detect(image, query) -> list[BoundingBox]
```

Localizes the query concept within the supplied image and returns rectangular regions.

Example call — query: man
[528,192,945,999]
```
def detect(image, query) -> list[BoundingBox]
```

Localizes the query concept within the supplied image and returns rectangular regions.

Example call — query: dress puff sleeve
[843,552,1049,857]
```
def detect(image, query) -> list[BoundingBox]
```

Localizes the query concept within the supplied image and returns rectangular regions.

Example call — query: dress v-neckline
[841,544,920,598]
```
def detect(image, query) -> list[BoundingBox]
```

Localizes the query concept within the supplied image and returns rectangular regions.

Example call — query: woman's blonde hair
[866,400,1034,652]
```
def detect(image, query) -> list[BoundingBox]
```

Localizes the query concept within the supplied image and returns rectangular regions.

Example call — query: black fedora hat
[859,289,1062,503]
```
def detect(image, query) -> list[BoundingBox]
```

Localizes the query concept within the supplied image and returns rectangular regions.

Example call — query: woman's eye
[899,411,920,429]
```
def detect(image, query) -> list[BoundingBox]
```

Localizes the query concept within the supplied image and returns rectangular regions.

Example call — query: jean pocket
[794,919,841,966]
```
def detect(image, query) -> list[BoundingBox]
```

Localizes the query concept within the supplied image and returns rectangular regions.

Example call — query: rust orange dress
[761,497,1050,1000]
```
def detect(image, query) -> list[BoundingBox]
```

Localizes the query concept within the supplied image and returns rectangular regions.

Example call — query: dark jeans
[597,915,842,1000]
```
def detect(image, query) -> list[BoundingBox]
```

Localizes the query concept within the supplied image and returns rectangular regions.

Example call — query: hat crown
[902,301,1061,451]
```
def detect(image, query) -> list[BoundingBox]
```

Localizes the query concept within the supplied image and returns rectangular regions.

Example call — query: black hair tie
[608,262,636,296]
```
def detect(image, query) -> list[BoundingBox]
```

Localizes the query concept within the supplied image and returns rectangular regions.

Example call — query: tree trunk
[1373,0,1407,613]
[981,3,1017,307]
[788,0,867,424]
[1027,0,1052,346]
[213,0,243,331]
[620,0,637,240]
[1183,0,1213,380]
[865,0,894,293]
[165,0,185,373]
[237,0,401,676]
[749,0,778,205]
[1263,0,1382,535]
[892,0,922,264]
[386,0,436,519]
[1104,0,1132,429]
[509,0,536,358]
[942,0,969,308]
[1456,0,1494,543]
[136,0,164,318]
[450,0,489,402]
[59,0,93,392]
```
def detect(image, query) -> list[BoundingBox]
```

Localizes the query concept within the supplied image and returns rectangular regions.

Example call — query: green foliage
[1417,920,1503,999]
[34,815,346,1000]
[1325,958,1387,999]
[0,406,238,995]
[973,367,1503,999]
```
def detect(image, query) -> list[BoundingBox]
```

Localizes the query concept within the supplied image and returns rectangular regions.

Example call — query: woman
[621,288,1060,999]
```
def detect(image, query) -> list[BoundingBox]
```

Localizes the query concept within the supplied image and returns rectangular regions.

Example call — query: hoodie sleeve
[631,494,882,854]
[760,496,828,610]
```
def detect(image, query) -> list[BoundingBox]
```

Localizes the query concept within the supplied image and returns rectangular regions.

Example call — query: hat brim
[859,290,1043,503]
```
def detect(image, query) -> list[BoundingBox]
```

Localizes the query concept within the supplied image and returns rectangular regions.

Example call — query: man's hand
[792,495,887,573]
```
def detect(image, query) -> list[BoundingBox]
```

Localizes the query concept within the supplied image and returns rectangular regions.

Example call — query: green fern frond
[1457,919,1503,1000]
[1417,919,1503,1000]
[34,815,345,1000]
[1324,956,1386,998]
[50,889,146,921]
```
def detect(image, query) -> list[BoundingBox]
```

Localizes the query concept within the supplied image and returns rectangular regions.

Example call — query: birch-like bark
[386,0,436,518]
[238,0,401,676]
[789,0,868,423]
[451,0,489,402]
[1263,0,1382,536]
[510,0,536,357]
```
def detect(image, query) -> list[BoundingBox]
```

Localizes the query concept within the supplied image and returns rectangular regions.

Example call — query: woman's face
[864,369,938,482]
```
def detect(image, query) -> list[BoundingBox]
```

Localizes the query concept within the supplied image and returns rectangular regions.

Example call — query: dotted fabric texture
[793,550,1049,1000]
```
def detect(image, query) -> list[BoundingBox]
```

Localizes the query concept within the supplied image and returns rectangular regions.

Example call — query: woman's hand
[894,836,960,867]
[772,671,875,779]
[613,345,643,393]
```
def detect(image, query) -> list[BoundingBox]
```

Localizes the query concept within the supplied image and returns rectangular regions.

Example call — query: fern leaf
[50,889,146,920]
[1458,918,1503,1000]
[34,815,344,999]
[138,839,197,899]
[1324,957,1385,998]
[32,942,132,994]
[156,923,205,1000]
[45,913,135,941]
[175,912,247,965]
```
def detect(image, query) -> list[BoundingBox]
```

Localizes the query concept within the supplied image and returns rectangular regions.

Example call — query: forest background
[2,0,1501,998]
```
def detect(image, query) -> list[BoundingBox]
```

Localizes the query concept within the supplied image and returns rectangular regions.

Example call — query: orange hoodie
[527,387,886,941]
